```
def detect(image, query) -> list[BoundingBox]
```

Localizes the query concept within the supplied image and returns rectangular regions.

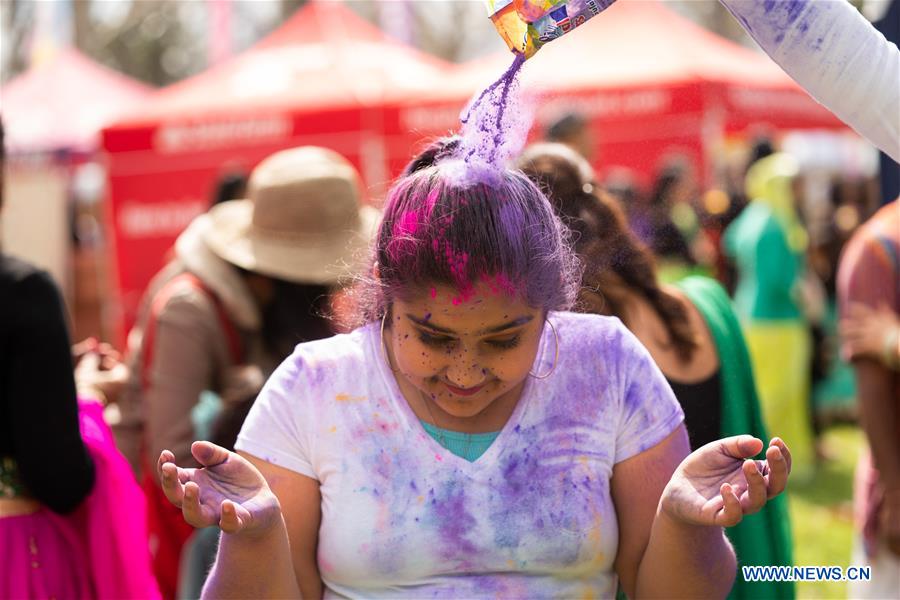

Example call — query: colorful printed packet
[485,0,617,58]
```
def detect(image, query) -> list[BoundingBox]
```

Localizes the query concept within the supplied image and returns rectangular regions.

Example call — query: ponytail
[517,148,698,362]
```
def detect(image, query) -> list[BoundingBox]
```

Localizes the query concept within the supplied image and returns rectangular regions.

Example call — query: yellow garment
[743,321,815,482]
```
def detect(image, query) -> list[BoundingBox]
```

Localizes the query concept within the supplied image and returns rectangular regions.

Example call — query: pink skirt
[0,507,93,599]
[0,399,160,600]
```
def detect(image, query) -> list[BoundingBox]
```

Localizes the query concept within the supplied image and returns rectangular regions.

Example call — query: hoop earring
[380,311,396,372]
[529,319,559,379]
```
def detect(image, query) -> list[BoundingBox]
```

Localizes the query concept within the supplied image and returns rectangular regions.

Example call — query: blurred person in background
[838,200,900,598]
[629,157,713,283]
[602,168,641,208]
[746,136,776,171]
[544,111,595,162]
[805,178,871,435]
[1,117,158,598]
[723,153,815,483]
[518,143,793,600]
[0,115,95,598]
[695,185,744,293]
[114,146,378,599]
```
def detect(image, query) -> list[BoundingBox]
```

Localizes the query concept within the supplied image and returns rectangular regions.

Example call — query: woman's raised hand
[660,436,791,528]
[158,441,282,535]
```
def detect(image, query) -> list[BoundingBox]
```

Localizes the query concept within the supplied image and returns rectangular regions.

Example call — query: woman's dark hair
[260,279,333,359]
[235,266,333,359]
[517,144,698,362]
[545,112,588,143]
[747,136,775,170]
[350,137,581,324]
[211,172,248,207]
[403,137,460,176]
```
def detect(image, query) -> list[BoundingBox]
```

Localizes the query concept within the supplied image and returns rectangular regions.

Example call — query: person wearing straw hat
[114,145,378,600]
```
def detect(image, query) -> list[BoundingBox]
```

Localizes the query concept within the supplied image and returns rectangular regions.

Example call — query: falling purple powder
[444,53,532,186]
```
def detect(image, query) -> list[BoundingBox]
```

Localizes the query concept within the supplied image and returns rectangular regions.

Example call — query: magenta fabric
[0,508,92,599]
[75,398,162,600]
[0,400,160,599]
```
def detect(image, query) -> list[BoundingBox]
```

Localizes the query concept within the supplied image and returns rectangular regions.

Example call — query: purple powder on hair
[446,53,532,186]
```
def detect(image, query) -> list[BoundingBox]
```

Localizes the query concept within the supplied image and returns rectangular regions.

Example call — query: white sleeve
[720,0,900,162]
[614,325,685,464]
[234,349,317,479]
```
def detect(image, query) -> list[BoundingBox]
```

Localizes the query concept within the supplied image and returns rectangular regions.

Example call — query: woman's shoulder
[551,310,644,365]
[0,254,66,324]
[0,253,57,296]
[551,310,624,331]
[248,323,383,431]
[670,276,738,328]
[552,310,633,342]
[273,323,379,386]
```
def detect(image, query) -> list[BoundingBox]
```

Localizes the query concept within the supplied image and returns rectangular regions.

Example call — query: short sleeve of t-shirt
[235,347,317,479]
[613,325,685,463]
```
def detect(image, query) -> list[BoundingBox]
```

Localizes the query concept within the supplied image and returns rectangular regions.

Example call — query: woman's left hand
[660,436,791,527]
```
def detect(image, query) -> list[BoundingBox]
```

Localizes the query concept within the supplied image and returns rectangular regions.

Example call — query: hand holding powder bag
[485,0,617,59]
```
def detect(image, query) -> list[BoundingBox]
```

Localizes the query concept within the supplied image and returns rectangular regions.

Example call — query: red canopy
[394,0,845,185]
[1,48,151,155]
[101,0,454,340]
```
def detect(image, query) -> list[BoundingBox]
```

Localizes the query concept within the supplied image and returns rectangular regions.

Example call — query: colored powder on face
[445,53,532,186]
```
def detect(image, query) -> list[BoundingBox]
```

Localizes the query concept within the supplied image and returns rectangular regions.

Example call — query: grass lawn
[788,425,864,599]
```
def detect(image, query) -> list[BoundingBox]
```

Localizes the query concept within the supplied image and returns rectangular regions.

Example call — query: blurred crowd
[1,103,898,600]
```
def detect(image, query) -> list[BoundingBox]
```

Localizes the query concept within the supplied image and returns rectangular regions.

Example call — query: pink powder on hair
[423,188,441,217]
[395,210,420,237]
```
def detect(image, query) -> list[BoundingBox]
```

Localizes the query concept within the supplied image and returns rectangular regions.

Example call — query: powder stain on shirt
[334,393,367,403]
[428,480,480,567]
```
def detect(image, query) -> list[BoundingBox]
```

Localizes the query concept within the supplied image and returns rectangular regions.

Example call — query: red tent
[393,0,845,186]
[102,0,454,339]
[1,47,151,154]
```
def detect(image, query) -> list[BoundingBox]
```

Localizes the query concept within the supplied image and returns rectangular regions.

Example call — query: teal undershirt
[420,421,501,462]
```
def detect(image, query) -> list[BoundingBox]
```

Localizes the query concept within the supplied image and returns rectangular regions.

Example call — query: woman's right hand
[158,441,282,536]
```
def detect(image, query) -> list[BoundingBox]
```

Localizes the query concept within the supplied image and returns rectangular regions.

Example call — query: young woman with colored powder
[157,145,792,598]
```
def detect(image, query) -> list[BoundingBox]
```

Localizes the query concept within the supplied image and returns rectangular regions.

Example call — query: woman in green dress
[517,143,794,599]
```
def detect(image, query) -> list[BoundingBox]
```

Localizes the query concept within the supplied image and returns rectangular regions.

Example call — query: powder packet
[485,0,617,59]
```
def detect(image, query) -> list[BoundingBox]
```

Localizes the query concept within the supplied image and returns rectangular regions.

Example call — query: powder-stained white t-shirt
[236,311,683,599]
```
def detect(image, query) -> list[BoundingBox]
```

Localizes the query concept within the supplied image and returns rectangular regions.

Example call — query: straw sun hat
[203,147,380,284]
